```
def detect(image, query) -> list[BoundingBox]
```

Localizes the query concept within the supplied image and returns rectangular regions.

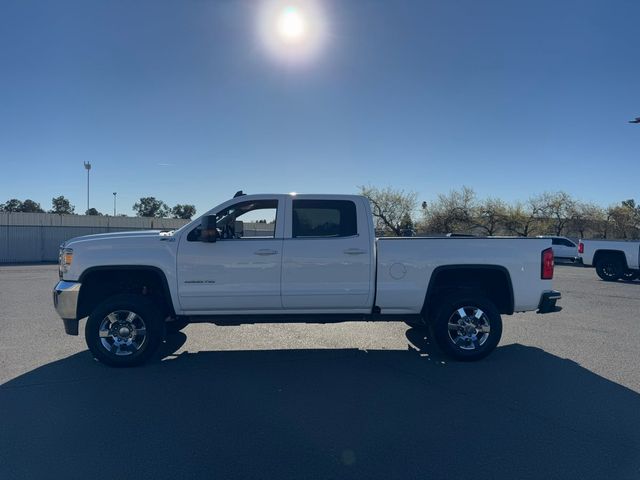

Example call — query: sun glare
[277,7,306,41]
[258,1,327,64]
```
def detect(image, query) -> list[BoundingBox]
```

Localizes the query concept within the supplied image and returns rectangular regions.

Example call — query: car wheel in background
[595,256,624,281]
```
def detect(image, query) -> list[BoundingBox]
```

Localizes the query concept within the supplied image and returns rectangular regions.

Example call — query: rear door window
[292,200,357,238]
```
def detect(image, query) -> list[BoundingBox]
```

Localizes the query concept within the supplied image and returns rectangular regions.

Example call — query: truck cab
[176,194,375,314]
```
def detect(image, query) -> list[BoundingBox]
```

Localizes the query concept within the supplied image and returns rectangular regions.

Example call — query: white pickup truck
[53,192,561,367]
[578,239,640,281]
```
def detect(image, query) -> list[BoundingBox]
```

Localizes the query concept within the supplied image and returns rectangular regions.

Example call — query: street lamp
[113,192,117,216]
[84,162,91,212]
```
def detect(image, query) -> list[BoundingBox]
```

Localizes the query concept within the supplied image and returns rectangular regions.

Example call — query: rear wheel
[85,294,165,367]
[430,293,502,361]
[622,270,639,281]
[595,256,624,281]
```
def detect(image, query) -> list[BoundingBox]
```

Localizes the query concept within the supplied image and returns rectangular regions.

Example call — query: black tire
[166,318,190,334]
[595,256,624,281]
[621,270,639,282]
[429,293,502,361]
[85,294,165,367]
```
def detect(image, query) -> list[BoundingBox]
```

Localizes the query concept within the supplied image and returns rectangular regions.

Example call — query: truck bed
[579,239,640,269]
[375,237,552,314]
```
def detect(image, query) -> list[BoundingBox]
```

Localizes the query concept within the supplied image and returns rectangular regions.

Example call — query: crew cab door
[176,197,284,312]
[281,197,373,311]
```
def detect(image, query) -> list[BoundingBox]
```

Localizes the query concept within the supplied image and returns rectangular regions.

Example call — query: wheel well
[423,266,514,316]
[593,250,628,269]
[77,267,174,320]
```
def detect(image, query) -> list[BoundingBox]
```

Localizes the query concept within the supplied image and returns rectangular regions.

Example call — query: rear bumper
[537,290,561,314]
[53,281,81,335]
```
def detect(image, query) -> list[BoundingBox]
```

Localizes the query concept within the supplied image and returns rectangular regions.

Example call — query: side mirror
[201,215,217,243]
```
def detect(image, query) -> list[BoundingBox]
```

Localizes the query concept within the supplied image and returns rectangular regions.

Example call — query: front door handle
[254,249,279,256]
[344,248,367,255]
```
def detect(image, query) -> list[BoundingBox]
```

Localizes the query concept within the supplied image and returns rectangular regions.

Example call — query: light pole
[113,192,117,216]
[84,162,91,212]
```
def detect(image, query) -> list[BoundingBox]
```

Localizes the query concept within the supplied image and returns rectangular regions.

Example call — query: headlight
[59,248,73,278]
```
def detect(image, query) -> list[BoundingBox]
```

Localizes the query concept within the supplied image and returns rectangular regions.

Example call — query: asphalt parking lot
[1,264,639,479]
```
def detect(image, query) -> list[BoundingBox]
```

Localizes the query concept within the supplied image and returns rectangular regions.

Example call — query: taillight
[541,247,554,279]
[578,241,584,254]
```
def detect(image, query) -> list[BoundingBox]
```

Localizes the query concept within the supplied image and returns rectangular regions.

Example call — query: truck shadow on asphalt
[1,332,639,480]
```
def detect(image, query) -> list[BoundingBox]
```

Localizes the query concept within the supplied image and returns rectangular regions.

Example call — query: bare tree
[606,200,640,239]
[534,192,575,236]
[503,202,540,237]
[567,202,605,238]
[359,185,418,236]
[422,186,476,234]
[473,198,507,236]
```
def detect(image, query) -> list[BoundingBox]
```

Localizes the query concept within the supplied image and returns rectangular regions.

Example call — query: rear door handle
[344,248,367,255]
[254,249,279,256]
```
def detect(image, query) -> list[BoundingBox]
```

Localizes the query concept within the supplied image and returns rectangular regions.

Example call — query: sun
[276,7,307,42]
[257,1,327,64]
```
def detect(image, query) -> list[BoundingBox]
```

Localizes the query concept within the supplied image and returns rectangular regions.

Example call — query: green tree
[133,197,170,218]
[50,196,75,214]
[85,208,102,216]
[19,199,44,213]
[399,213,414,229]
[171,204,196,220]
[0,199,23,212]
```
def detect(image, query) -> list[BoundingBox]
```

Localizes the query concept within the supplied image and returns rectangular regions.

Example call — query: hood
[60,229,178,281]
[63,230,167,247]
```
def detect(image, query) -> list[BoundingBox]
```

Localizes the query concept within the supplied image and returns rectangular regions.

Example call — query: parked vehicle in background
[578,239,640,281]
[53,192,561,367]
[537,236,578,263]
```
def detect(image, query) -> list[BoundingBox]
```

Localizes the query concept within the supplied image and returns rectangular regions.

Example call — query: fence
[0,213,189,263]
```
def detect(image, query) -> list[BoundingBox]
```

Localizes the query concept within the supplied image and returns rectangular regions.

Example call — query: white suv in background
[537,236,578,262]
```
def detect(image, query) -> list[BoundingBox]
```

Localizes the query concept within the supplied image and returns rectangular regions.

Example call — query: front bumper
[53,281,81,335]
[537,290,561,314]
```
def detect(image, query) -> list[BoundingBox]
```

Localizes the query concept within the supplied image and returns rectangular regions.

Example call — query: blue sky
[1,0,638,216]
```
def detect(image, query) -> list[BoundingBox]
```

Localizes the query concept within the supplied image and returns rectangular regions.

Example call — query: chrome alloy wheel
[447,306,491,351]
[98,310,147,356]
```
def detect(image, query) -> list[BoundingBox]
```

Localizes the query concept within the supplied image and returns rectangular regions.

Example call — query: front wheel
[622,270,639,282]
[430,293,502,361]
[85,294,165,367]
